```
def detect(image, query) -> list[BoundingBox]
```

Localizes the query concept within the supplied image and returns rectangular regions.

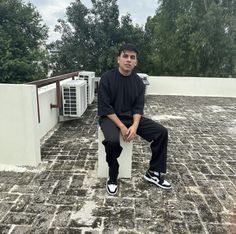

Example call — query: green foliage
[49,0,146,76]
[0,0,48,83]
[145,0,236,77]
[50,0,235,78]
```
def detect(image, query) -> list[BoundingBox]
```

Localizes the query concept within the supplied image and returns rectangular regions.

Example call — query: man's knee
[103,140,122,157]
[154,125,168,141]
[103,139,120,147]
[161,126,168,137]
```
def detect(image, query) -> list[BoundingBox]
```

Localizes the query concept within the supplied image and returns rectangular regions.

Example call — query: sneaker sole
[106,180,118,196]
[144,175,172,190]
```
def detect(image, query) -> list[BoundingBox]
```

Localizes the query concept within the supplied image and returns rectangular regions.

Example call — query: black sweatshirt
[98,68,145,119]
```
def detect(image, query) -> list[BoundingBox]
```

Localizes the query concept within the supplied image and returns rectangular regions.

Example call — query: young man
[98,43,171,195]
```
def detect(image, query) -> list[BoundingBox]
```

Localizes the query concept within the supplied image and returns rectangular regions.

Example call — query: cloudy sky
[28,0,158,42]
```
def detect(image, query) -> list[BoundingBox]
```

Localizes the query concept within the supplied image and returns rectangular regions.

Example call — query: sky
[27,0,158,43]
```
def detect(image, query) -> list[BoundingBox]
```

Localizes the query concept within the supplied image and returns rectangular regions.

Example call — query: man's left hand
[127,124,138,142]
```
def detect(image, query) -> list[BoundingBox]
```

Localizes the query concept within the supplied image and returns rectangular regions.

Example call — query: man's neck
[118,67,132,76]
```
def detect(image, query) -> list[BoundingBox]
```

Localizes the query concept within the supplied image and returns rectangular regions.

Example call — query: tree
[119,14,149,73]
[145,0,236,77]
[0,0,48,83]
[49,0,147,76]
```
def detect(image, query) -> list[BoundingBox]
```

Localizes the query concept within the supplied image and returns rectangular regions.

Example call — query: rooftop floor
[0,95,236,234]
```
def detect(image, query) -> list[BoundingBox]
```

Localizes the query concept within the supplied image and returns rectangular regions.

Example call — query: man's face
[117,50,138,74]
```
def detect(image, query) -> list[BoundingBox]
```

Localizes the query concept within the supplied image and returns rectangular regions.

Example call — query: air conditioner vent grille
[78,71,95,105]
[62,80,87,117]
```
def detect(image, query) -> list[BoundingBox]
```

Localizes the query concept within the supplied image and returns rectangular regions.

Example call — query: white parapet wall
[0,79,73,167]
[0,84,41,166]
[38,78,73,139]
[38,84,59,139]
[1,76,235,167]
[147,76,236,97]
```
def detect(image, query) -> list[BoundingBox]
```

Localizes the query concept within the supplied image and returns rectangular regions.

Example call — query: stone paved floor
[0,95,236,234]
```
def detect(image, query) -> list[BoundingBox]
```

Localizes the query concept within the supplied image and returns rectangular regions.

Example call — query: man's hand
[107,113,141,142]
[126,114,141,142]
[119,125,129,141]
[126,124,138,142]
[107,114,129,141]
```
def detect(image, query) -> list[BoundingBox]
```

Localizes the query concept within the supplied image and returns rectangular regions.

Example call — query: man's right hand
[119,125,129,142]
[107,113,129,142]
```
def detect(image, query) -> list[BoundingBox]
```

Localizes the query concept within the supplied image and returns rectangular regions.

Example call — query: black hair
[118,43,139,56]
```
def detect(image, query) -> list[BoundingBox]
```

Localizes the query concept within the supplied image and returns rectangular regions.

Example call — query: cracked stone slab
[0,95,236,233]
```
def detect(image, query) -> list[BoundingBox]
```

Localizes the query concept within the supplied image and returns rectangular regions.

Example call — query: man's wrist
[118,123,125,129]
[132,122,139,127]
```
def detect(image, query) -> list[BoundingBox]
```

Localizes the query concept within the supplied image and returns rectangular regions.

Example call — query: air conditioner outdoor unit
[78,71,95,105]
[62,80,87,117]
[137,73,150,95]
[137,73,149,81]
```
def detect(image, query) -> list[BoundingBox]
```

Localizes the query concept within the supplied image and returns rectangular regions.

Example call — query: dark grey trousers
[99,116,168,181]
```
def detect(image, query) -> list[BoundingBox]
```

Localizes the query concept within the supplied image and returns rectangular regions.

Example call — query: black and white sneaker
[144,170,171,189]
[106,178,118,196]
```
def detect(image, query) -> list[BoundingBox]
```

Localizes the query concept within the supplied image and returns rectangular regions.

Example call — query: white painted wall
[38,78,73,139]
[1,76,235,167]
[0,79,74,167]
[147,76,236,97]
[0,84,40,166]
[38,84,59,139]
